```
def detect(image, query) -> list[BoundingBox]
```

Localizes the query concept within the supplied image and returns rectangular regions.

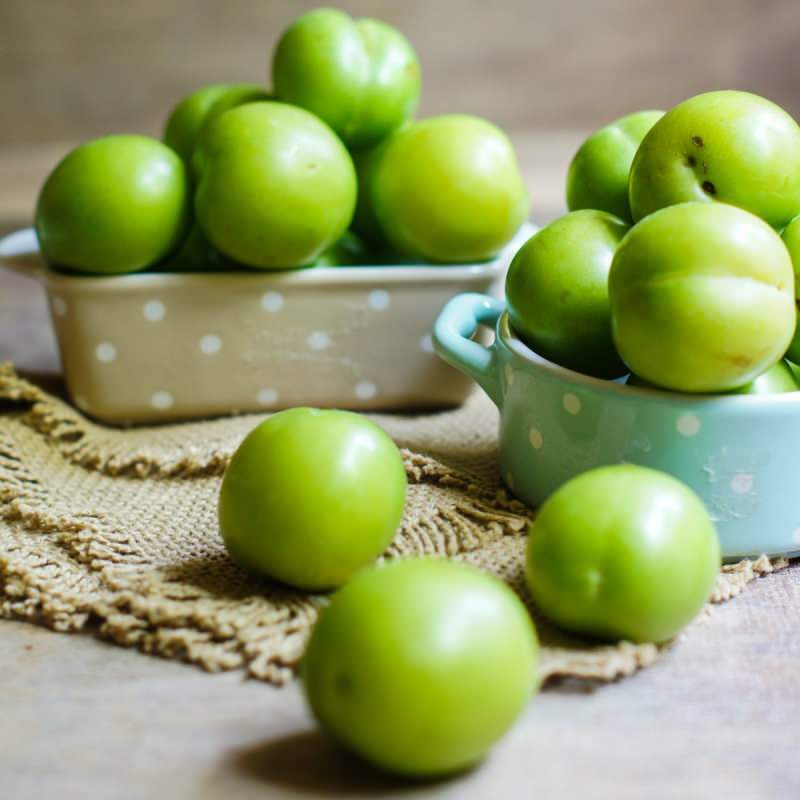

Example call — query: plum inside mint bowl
[435,90,800,562]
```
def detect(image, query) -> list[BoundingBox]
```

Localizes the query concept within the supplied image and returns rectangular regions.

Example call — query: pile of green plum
[34,8,528,275]
[219,407,720,778]
[507,90,800,394]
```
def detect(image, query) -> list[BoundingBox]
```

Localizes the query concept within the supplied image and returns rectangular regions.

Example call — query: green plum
[35,135,189,275]
[157,224,227,272]
[609,202,795,392]
[218,408,406,590]
[567,110,663,223]
[733,360,799,393]
[303,558,538,777]
[526,465,720,643]
[364,115,528,263]
[629,91,800,228]
[272,8,420,150]
[780,214,800,364]
[627,360,799,394]
[194,102,357,269]
[350,140,389,246]
[163,82,270,165]
[506,209,629,378]
[314,231,372,266]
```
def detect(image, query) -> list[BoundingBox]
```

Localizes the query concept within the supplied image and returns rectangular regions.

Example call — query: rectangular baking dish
[0,225,533,424]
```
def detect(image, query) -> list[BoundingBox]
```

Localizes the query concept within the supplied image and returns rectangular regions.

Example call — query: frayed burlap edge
[0,362,231,478]
[0,363,790,686]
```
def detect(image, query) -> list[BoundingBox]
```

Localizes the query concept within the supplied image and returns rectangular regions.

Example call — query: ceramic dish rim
[497,313,800,409]
[0,224,536,291]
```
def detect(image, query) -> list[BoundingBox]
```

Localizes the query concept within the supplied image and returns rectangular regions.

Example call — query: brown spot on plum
[702,180,717,195]
[692,135,705,147]
[687,155,697,167]
[727,353,754,368]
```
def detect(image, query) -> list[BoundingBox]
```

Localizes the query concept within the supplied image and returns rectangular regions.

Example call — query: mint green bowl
[434,292,800,560]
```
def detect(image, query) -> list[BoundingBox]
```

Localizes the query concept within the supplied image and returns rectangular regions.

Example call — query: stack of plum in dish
[507,90,800,397]
[34,8,528,276]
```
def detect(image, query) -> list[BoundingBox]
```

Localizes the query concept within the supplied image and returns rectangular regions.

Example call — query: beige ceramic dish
[0,225,534,424]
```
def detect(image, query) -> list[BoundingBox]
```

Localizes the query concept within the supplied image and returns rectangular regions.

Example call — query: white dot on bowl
[261,291,284,312]
[52,296,67,317]
[307,331,331,351]
[420,333,435,354]
[793,528,800,545]
[676,414,701,437]
[257,388,279,406]
[504,364,515,386]
[562,393,582,415]
[151,391,174,410]
[529,428,543,450]
[95,342,117,363]
[143,300,166,322]
[368,289,391,310]
[199,334,222,355]
[355,380,377,400]
[730,473,753,495]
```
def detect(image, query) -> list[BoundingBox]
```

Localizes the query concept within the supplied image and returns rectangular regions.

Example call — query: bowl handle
[434,292,504,407]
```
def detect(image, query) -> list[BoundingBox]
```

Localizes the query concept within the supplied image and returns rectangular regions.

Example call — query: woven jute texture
[0,363,787,686]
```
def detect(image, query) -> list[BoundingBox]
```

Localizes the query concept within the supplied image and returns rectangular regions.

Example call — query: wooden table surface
[1,138,799,800]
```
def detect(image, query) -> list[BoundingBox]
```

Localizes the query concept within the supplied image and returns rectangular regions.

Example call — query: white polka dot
[199,334,222,355]
[792,528,800,545]
[730,473,753,495]
[307,331,331,351]
[74,395,89,411]
[257,388,279,406]
[95,342,117,363]
[261,291,284,312]
[52,296,67,317]
[677,414,701,437]
[355,380,377,400]
[151,391,174,410]
[143,300,166,322]
[506,471,515,490]
[368,289,391,310]
[528,428,543,449]
[562,393,582,415]
[504,364,515,386]
[420,333,435,354]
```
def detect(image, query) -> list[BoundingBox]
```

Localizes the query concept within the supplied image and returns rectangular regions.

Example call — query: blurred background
[2,0,797,227]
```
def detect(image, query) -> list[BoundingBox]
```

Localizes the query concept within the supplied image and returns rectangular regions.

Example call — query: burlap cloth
[0,363,787,686]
